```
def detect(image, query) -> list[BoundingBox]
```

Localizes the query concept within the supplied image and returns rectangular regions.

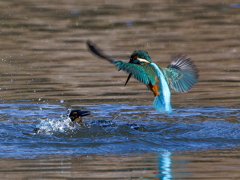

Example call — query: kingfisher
[68,110,91,126]
[32,110,91,134]
[86,40,199,113]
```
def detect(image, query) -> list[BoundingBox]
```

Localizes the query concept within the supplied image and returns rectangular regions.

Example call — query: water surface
[0,0,240,179]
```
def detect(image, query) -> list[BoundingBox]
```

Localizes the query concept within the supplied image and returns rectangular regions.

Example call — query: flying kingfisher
[86,40,199,113]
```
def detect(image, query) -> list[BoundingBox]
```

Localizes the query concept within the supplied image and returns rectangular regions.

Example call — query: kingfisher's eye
[133,55,138,60]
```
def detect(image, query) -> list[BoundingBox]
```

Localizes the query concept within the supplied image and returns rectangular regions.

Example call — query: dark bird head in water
[69,110,91,123]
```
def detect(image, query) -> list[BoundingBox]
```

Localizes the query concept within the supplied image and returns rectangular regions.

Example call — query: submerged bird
[23,109,140,135]
[69,110,141,130]
[32,110,91,134]
[68,109,91,126]
[87,40,199,113]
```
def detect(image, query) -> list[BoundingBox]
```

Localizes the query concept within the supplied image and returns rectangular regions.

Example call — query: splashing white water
[35,118,75,134]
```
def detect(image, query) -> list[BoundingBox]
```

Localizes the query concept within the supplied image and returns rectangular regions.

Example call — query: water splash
[35,118,74,134]
[0,103,240,158]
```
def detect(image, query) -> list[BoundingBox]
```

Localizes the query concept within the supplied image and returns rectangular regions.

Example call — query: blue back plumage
[150,63,172,113]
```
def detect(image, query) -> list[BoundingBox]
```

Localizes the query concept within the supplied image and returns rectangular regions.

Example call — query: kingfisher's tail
[153,94,172,113]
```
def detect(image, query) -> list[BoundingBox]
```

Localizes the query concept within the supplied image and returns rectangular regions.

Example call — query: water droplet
[126,22,133,26]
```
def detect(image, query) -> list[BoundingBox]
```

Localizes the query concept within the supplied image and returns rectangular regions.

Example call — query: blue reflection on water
[156,151,172,180]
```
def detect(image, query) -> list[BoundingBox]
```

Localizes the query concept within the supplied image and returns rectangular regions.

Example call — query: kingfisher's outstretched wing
[162,54,199,93]
[87,40,157,86]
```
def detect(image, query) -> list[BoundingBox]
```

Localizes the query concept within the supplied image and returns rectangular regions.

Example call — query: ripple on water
[0,103,239,158]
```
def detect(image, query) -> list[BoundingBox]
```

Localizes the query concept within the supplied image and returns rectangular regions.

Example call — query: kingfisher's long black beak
[69,110,91,122]
[124,74,132,86]
[80,111,91,116]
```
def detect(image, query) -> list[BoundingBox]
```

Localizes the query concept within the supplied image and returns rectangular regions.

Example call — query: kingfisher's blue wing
[87,40,157,85]
[162,54,199,93]
[115,61,157,85]
[120,62,173,113]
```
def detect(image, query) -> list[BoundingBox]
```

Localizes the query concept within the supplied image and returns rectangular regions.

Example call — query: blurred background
[0,0,240,179]
[1,0,240,106]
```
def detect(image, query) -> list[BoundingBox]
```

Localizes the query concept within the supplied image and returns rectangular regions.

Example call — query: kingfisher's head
[129,50,152,64]
[69,110,91,123]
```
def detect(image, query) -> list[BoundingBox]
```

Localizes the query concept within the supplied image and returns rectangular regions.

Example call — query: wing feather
[87,40,157,86]
[163,54,199,93]
[115,61,157,85]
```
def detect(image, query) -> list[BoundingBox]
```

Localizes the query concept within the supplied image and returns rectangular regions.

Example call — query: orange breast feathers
[148,83,160,96]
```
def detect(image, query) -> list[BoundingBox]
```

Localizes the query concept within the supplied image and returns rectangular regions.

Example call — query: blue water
[0,102,239,158]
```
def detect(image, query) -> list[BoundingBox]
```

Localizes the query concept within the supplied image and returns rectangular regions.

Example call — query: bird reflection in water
[155,151,172,180]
